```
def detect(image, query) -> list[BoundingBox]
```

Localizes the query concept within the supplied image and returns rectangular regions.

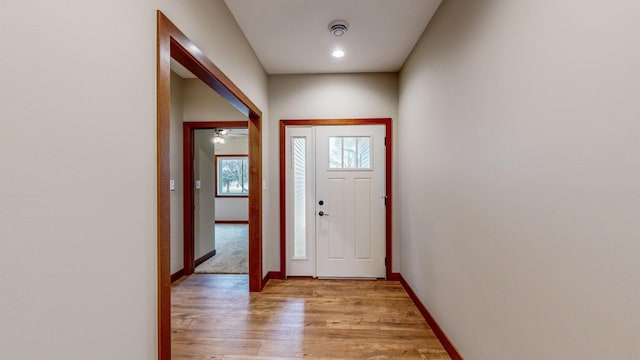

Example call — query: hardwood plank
[171,275,450,359]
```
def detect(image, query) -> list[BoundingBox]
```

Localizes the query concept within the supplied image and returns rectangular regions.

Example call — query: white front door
[315,125,386,278]
[285,125,386,278]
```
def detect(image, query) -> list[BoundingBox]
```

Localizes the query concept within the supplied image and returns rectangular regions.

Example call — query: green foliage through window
[216,155,248,196]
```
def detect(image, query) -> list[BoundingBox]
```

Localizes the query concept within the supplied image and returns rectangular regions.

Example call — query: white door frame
[279,118,396,280]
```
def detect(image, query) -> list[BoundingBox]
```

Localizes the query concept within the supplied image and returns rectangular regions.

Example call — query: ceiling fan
[212,128,248,144]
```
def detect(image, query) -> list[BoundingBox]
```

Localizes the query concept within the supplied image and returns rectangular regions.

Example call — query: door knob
[318,211,329,217]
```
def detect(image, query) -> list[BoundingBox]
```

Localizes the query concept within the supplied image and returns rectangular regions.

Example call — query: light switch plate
[169,179,175,191]
[262,180,266,191]
[195,180,201,189]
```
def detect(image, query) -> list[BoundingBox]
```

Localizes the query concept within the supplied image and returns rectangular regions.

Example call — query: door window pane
[329,137,343,169]
[328,136,372,170]
[357,137,370,168]
[343,137,357,168]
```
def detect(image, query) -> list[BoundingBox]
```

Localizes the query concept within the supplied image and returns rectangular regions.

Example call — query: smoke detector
[329,20,349,36]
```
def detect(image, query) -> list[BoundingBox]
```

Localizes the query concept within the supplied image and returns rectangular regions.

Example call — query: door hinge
[384,137,387,146]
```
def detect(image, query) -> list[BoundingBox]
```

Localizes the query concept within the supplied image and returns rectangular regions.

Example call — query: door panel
[354,178,372,260]
[326,178,347,259]
[315,125,386,278]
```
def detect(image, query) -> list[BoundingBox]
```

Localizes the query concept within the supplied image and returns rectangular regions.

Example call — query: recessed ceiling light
[332,50,345,58]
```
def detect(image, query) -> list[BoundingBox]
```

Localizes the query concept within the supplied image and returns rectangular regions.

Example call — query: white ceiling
[224,0,442,74]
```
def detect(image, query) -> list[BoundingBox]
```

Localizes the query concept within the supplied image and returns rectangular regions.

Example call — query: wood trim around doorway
[183,121,248,275]
[279,118,395,279]
[157,11,263,360]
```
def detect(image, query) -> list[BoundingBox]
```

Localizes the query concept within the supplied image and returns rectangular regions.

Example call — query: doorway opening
[157,11,262,360]
[191,126,250,275]
[279,119,396,280]
[182,123,249,276]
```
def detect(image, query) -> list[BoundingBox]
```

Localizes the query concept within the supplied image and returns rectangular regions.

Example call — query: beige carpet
[195,224,248,274]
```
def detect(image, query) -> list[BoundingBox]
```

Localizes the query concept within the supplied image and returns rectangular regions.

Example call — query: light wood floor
[171,275,450,359]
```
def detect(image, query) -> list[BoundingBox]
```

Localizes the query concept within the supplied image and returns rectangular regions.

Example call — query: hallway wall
[193,130,216,259]
[0,1,268,359]
[182,78,249,121]
[398,0,640,358]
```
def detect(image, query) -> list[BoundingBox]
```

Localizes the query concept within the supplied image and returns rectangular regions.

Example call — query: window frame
[215,154,249,197]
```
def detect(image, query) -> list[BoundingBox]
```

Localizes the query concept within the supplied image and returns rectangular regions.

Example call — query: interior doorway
[157,11,263,360]
[182,123,249,276]
[192,127,250,275]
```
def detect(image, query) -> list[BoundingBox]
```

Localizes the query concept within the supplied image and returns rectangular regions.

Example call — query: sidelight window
[292,137,307,258]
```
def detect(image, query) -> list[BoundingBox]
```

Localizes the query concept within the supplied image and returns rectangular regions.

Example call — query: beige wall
[398,0,640,358]
[214,137,249,221]
[193,130,216,259]
[183,79,247,121]
[170,71,185,273]
[214,136,248,155]
[0,1,268,358]
[267,73,400,273]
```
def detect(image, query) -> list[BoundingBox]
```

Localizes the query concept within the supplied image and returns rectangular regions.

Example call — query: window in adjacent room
[216,155,249,196]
